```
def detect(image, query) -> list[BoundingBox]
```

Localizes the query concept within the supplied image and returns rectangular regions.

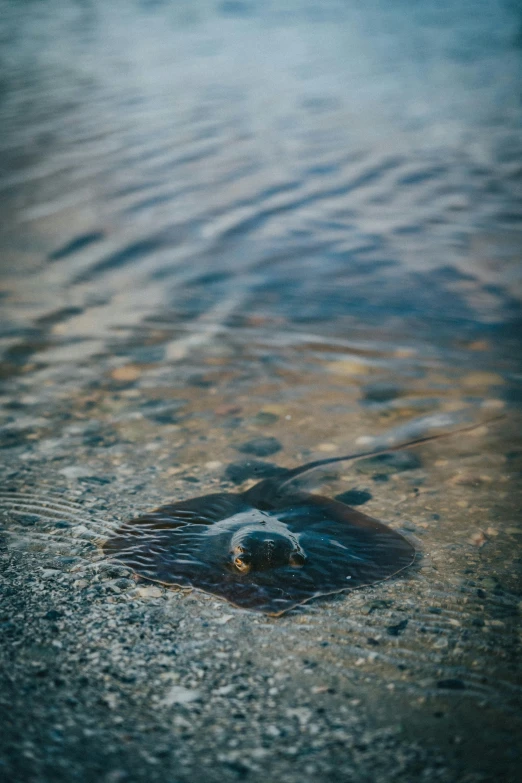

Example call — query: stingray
[103,420,498,616]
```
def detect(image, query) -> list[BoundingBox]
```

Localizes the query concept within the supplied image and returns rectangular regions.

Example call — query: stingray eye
[233,556,251,574]
[289,551,306,568]
[232,545,244,555]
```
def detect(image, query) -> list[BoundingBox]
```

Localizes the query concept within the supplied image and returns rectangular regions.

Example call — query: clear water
[0,1,521,781]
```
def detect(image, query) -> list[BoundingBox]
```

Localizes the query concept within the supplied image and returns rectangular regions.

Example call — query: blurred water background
[1,2,522,782]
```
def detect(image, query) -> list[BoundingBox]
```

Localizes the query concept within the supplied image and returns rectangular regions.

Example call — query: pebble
[481,398,505,409]
[166,466,184,476]
[18,514,40,526]
[326,359,370,376]
[437,679,466,690]
[224,459,285,484]
[362,383,402,403]
[236,436,282,457]
[317,442,338,452]
[448,473,485,487]
[59,465,95,479]
[251,411,279,426]
[135,586,163,599]
[355,436,375,446]
[335,489,372,506]
[214,615,234,625]
[214,404,242,416]
[460,372,503,387]
[469,532,487,547]
[387,619,409,636]
[213,684,235,696]
[467,340,490,351]
[161,686,201,706]
[110,365,142,382]
[286,708,312,725]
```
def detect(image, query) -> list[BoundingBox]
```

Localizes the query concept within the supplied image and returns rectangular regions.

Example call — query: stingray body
[103,420,501,614]
[104,455,419,615]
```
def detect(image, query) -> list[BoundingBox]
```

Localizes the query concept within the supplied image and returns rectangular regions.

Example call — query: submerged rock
[236,436,282,457]
[224,460,286,484]
[335,489,372,506]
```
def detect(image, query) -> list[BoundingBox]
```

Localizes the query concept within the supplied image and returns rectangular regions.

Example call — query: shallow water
[1,1,521,781]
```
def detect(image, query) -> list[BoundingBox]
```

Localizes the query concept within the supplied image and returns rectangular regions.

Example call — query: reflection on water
[0,0,521,780]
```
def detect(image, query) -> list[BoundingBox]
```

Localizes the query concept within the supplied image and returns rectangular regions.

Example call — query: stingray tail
[278,415,505,489]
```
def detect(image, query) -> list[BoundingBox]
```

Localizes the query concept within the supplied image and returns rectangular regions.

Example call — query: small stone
[224,460,285,484]
[362,383,402,403]
[469,532,487,547]
[214,615,234,625]
[361,599,393,615]
[40,569,61,579]
[166,466,183,476]
[113,578,135,591]
[265,725,280,737]
[205,461,223,470]
[161,686,201,706]
[136,586,163,599]
[335,489,372,506]
[110,365,142,382]
[355,436,375,446]
[101,693,118,710]
[251,411,279,426]
[326,360,370,376]
[386,619,408,636]
[59,465,94,480]
[213,684,235,696]
[236,437,282,457]
[448,473,484,487]
[250,748,269,760]
[18,514,40,526]
[215,404,242,416]
[44,609,63,621]
[286,708,312,725]
[317,443,338,452]
[481,399,505,410]
[437,679,466,690]
[467,340,489,351]
[99,564,132,579]
[460,372,503,387]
